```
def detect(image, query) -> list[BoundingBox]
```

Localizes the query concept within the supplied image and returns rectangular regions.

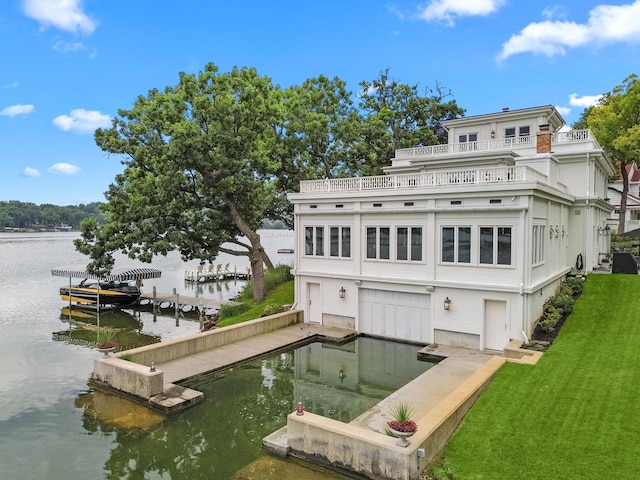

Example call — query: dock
[139,291,227,313]
[183,263,251,283]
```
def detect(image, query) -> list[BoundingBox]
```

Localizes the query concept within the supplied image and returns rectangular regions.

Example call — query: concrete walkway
[350,344,500,432]
[156,323,357,384]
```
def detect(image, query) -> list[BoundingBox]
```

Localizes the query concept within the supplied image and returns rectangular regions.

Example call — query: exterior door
[308,283,321,323]
[484,300,508,350]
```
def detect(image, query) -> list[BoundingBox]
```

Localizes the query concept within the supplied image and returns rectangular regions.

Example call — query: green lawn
[216,280,294,327]
[429,274,640,480]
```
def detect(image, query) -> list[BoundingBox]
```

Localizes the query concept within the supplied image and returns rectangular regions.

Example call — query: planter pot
[97,346,116,357]
[389,428,416,447]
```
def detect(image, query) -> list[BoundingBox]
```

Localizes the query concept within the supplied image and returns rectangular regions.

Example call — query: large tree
[355,68,465,175]
[585,74,640,234]
[76,63,280,301]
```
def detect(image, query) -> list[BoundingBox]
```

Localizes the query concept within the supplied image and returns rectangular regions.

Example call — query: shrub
[564,276,584,296]
[236,264,293,302]
[262,303,285,317]
[549,291,575,314]
[539,305,562,332]
[218,302,249,320]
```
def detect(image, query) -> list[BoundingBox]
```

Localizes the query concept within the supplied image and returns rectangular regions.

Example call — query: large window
[330,226,351,258]
[366,227,390,260]
[532,225,545,265]
[441,226,471,263]
[397,227,423,261]
[480,226,512,266]
[304,226,324,256]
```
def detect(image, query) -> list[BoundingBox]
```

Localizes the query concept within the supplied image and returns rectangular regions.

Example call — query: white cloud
[569,93,603,108]
[52,40,87,53]
[555,106,571,116]
[48,163,81,175]
[23,167,41,177]
[53,109,111,133]
[2,81,19,89]
[1,104,35,116]
[499,1,640,60]
[418,0,505,26]
[23,0,96,34]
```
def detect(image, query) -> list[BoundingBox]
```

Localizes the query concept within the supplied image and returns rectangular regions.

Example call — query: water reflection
[54,307,161,351]
[76,337,432,479]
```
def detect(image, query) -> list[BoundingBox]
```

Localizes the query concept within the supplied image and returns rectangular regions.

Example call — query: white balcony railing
[299,165,550,194]
[395,129,594,159]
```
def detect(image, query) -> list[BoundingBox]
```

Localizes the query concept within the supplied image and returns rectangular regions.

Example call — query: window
[330,226,351,258]
[480,226,512,266]
[519,126,530,137]
[459,133,478,152]
[441,227,471,264]
[532,225,545,264]
[505,127,516,138]
[396,227,423,261]
[304,226,324,256]
[366,227,390,260]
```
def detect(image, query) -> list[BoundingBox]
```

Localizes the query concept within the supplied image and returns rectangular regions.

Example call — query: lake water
[0,231,432,479]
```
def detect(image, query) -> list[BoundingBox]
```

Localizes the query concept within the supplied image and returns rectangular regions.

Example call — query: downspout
[520,207,528,342]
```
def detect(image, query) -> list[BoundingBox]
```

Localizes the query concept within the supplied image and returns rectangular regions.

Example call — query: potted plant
[387,401,417,447]
[96,327,117,356]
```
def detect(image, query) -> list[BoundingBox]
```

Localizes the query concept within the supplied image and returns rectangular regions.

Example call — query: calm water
[0,231,432,479]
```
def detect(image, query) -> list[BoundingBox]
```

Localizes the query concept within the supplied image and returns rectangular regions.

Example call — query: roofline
[444,105,565,130]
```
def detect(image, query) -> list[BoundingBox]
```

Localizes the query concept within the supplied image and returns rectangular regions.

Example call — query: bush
[262,304,285,317]
[219,302,249,320]
[564,276,584,296]
[237,264,293,301]
[539,305,562,332]
[549,291,575,314]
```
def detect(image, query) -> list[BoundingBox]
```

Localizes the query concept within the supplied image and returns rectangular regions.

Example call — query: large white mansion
[288,106,614,350]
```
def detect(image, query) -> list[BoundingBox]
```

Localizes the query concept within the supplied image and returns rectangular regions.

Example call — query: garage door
[359,289,431,343]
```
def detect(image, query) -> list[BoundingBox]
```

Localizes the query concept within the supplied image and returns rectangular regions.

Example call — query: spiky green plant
[387,401,417,432]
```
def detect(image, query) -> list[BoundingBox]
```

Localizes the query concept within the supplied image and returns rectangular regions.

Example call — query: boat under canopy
[52,265,162,307]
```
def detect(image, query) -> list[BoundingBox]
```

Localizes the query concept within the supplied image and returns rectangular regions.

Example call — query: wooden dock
[183,263,251,283]
[139,291,226,311]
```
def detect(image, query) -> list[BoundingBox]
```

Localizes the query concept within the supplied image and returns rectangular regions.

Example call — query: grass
[216,280,294,327]
[427,274,640,480]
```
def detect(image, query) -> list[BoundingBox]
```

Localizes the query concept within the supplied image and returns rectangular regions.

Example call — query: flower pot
[97,346,116,357]
[389,427,416,447]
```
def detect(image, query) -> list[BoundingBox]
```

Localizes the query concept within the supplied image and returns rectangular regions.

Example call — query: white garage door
[359,289,431,343]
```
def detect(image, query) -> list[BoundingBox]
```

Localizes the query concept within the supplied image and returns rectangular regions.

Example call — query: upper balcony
[394,129,596,159]
[298,165,559,195]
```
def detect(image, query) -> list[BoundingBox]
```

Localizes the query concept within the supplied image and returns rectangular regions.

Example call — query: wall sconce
[338,369,345,383]
[444,297,451,310]
[339,286,346,299]
[490,129,496,139]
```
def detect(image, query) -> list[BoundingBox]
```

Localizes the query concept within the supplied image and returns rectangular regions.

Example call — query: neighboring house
[288,106,614,351]
[607,163,640,233]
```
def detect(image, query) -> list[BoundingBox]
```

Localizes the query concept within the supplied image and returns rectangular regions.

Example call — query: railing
[299,166,549,194]
[395,129,593,158]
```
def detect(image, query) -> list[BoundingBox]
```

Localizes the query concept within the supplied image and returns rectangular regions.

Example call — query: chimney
[536,124,551,154]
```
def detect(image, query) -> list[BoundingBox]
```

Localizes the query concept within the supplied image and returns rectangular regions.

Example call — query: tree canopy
[582,74,640,233]
[77,63,464,301]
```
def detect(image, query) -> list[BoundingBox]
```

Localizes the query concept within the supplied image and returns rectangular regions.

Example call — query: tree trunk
[250,249,265,302]
[618,161,629,235]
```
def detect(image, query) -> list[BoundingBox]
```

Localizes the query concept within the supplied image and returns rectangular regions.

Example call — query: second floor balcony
[298,165,558,194]
[394,129,596,159]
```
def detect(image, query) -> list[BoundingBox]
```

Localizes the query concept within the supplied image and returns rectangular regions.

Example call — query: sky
[1,0,639,206]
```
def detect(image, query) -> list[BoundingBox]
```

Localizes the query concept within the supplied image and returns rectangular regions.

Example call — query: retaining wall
[93,310,303,401]
[286,356,505,480]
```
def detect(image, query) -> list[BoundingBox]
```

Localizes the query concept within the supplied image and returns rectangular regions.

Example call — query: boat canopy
[51,264,162,281]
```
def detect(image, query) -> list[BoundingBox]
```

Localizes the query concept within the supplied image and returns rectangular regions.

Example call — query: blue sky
[1,0,639,206]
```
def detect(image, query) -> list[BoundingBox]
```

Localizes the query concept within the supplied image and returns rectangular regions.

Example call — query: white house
[607,163,640,233]
[288,106,614,351]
